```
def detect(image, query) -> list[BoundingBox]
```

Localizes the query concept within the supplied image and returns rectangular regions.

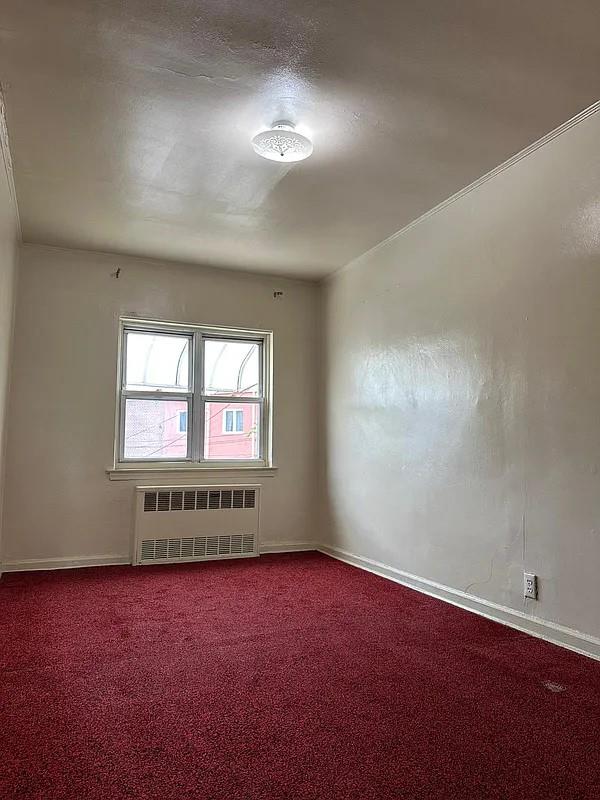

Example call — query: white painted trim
[2,555,131,573]
[107,467,277,481]
[2,546,316,570]
[259,542,316,554]
[326,98,600,283]
[318,544,600,662]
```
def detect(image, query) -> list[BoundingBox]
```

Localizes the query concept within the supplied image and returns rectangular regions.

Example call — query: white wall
[322,107,600,641]
[0,109,19,566]
[2,245,319,565]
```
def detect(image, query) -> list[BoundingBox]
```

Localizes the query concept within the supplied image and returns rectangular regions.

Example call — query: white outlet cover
[524,572,538,600]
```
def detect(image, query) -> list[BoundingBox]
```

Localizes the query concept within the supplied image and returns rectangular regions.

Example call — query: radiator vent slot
[139,533,256,563]
[143,488,256,512]
[155,539,168,559]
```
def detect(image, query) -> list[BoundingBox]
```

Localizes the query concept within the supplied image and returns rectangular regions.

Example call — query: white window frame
[114,318,272,470]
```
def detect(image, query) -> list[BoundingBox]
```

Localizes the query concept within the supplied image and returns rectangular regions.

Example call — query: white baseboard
[1,555,131,572]
[259,542,317,554]
[318,544,600,662]
[2,546,317,572]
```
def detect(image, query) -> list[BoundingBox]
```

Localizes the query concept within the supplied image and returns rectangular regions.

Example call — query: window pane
[204,339,260,397]
[123,398,189,459]
[204,402,260,460]
[125,332,190,392]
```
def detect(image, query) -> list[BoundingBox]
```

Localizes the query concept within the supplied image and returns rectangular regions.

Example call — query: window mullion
[191,332,204,463]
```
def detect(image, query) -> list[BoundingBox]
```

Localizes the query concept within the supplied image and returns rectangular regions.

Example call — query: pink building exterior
[124,398,258,460]
[204,401,259,460]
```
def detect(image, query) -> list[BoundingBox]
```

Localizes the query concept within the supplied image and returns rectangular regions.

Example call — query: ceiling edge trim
[0,85,22,241]
[325,97,600,284]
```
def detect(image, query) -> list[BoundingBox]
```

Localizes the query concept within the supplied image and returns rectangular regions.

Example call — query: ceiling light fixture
[251,121,313,163]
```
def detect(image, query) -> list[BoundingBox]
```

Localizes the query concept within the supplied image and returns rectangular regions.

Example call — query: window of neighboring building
[116,319,271,467]
[178,410,188,433]
[223,409,244,433]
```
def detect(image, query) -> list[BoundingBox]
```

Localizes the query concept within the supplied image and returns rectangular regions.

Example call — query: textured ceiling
[1,1,599,279]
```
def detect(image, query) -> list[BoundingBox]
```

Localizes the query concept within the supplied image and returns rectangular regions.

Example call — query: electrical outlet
[524,572,537,600]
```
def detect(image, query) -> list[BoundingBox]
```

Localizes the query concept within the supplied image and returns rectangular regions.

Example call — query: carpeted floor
[1,552,600,799]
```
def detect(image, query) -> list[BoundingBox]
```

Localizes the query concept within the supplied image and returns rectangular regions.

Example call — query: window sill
[106,465,278,482]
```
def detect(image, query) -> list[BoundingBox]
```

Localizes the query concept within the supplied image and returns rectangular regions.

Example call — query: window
[224,409,244,433]
[117,320,271,467]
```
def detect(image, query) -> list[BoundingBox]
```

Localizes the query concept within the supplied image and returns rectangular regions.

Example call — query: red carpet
[1,552,600,799]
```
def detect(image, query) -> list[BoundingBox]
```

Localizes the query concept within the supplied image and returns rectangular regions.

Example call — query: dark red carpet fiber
[2,553,600,799]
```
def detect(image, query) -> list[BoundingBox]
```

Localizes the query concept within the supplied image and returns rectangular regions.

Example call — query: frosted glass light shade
[251,121,313,163]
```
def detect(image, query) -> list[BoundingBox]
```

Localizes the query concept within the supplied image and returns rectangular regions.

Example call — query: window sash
[122,329,193,393]
[117,321,269,466]
[197,398,264,462]
[202,335,263,399]
[120,395,193,461]
[202,397,265,465]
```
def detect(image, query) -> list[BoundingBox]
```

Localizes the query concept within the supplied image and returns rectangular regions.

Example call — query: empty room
[2,1,600,797]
